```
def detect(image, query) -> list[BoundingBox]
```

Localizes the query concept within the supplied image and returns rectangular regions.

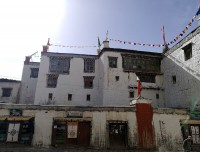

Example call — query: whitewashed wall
[162,26,200,108]
[0,105,187,150]
[20,62,39,104]
[100,51,164,107]
[34,54,100,106]
[153,110,188,151]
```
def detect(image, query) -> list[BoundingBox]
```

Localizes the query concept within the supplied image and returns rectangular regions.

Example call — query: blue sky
[0,0,199,80]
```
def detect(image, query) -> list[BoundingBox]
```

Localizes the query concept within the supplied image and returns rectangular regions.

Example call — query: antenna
[161,25,169,52]
[106,30,109,41]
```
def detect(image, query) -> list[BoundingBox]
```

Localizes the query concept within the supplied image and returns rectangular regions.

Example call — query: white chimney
[103,40,109,48]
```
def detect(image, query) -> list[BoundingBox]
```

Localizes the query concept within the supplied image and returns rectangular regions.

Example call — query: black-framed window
[115,76,119,81]
[83,76,94,89]
[49,56,71,74]
[156,94,159,99]
[47,74,58,88]
[108,57,118,68]
[84,58,95,73]
[172,75,176,84]
[129,91,134,98]
[137,73,156,83]
[68,94,72,101]
[2,88,12,97]
[121,54,161,73]
[30,68,39,78]
[86,94,91,101]
[48,93,53,101]
[183,43,192,61]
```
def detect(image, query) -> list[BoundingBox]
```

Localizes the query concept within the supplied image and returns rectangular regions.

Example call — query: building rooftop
[0,78,21,83]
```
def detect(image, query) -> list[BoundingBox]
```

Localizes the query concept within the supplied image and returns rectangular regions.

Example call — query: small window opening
[108,57,118,68]
[172,75,176,84]
[183,43,192,61]
[68,94,72,101]
[83,76,94,89]
[115,76,119,81]
[2,88,12,97]
[156,94,159,99]
[48,93,53,101]
[129,91,134,98]
[86,94,91,101]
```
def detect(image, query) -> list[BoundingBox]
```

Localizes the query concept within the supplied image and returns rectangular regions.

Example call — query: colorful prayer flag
[98,37,101,49]
[195,7,200,16]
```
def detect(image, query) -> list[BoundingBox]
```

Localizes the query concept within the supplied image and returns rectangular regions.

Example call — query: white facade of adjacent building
[34,52,100,106]
[30,41,165,107]
[99,46,164,107]
[162,26,200,108]
[19,57,40,104]
[0,79,21,103]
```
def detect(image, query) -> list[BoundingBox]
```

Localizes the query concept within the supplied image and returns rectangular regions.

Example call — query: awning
[54,117,92,122]
[0,117,7,120]
[180,119,200,125]
[0,116,33,121]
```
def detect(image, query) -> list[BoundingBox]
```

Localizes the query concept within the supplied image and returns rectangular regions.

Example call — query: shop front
[180,111,200,151]
[107,121,128,149]
[52,116,92,147]
[0,116,34,144]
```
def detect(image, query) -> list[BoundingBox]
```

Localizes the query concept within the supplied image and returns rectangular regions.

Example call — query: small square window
[129,91,134,98]
[172,75,176,84]
[2,88,12,97]
[156,94,159,99]
[86,94,90,101]
[83,76,94,89]
[68,94,72,101]
[115,76,119,81]
[108,57,117,68]
[30,68,39,78]
[183,43,192,61]
[47,74,58,88]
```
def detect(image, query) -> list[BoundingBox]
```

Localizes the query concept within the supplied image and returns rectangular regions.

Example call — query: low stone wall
[0,104,188,151]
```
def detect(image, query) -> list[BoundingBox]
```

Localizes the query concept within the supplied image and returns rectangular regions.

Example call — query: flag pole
[161,25,169,52]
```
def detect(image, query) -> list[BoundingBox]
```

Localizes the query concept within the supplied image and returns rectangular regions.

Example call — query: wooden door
[77,122,91,146]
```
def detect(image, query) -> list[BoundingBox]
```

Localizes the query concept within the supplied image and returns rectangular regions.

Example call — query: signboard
[10,109,22,116]
[67,122,78,138]
[190,110,200,120]
[66,111,83,118]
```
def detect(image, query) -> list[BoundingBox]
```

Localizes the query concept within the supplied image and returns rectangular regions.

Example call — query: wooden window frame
[86,94,91,101]
[183,43,192,61]
[49,57,71,74]
[83,76,94,89]
[108,57,118,68]
[84,59,95,73]
[30,68,39,78]
[2,88,12,97]
[47,74,58,88]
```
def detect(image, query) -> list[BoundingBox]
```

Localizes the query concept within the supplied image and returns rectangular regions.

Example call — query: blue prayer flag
[196,8,200,16]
